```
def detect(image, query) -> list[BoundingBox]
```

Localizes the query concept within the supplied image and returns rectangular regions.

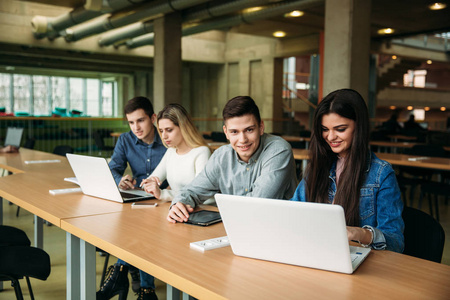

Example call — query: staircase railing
[282,84,317,111]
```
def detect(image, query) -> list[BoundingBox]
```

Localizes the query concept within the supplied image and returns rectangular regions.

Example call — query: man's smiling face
[223,114,264,163]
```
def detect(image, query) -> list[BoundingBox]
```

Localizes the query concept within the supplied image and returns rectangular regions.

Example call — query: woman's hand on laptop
[347,226,373,246]
[167,202,193,223]
[119,175,136,190]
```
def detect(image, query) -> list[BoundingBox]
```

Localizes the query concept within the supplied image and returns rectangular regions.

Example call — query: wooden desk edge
[60,218,227,300]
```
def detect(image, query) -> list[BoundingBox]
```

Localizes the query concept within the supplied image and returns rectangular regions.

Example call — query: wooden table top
[0,149,127,226]
[387,134,418,141]
[369,141,423,148]
[61,201,450,300]
[282,135,311,142]
[377,152,450,171]
[3,149,450,299]
[110,132,126,138]
[292,148,310,160]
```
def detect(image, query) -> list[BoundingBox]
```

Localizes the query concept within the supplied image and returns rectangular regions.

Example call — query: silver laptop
[4,127,24,148]
[66,153,154,203]
[214,194,371,274]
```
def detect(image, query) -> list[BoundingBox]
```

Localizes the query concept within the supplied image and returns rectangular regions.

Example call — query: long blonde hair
[157,103,208,149]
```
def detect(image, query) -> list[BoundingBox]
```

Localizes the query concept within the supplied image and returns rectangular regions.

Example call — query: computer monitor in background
[4,127,24,148]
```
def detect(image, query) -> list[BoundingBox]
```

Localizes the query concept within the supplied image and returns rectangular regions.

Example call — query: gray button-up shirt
[172,133,298,208]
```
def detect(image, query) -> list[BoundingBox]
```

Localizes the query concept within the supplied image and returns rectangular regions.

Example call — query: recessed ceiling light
[273,31,286,38]
[391,55,397,60]
[390,106,397,110]
[407,106,413,110]
[285,10,304,17]
[440,107,447,111]
[424,107,430,111]
[426,60,433,64]
[429,2,447,10]
[243,6,263,14]
[377,28,395,35]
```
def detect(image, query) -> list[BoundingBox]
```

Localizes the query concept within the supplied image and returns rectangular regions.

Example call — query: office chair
[0,225,51,300]
[23,138,35,150]
[93,130,114,156]
[52,145,74,156]
[402,206,445,263]
[418,180,450,222]
[211,131,227,142]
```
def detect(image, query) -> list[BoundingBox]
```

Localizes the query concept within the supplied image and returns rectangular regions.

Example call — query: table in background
[369,141,423,153]
[387,134,418,142]
[292,149,450,174]
[110,131,126,145]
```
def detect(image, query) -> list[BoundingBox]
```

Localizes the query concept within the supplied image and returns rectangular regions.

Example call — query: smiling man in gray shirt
[167,95,297,223]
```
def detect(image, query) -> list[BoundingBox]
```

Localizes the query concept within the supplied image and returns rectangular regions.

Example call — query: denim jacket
[291,152,404,253]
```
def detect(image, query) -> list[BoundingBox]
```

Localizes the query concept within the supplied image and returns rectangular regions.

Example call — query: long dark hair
[305,89,369,226]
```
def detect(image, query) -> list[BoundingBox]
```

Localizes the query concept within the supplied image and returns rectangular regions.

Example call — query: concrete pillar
[153,12,182,113]
[239,58,250,96]
[323,0,371,100]
[272,57,284,134]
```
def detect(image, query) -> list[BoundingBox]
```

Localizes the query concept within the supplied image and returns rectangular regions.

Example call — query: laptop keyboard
[120,191,141,199]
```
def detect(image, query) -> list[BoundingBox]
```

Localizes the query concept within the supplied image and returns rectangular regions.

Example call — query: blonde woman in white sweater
[141,103,211,201]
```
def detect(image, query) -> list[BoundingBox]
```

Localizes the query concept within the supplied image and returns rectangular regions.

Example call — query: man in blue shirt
[98,96,165,300]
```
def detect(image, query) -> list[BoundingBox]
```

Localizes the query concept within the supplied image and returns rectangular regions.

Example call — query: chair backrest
[211,131,227,142]
[23,138,36,149]
[402,206,445,263]
[426,131,450,147]
[93,130,106,149]
[53,145,74,156]
[0,246,51,281]
[0,225,30,247]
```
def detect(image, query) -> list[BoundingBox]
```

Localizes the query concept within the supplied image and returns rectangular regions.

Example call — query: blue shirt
[291,152,404,253]
[172,133,298,208]
[109,128,167,187]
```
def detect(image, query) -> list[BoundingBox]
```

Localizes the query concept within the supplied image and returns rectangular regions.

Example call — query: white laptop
[4,127,24,148]
[66,153,154,203]
[214,194,371,274]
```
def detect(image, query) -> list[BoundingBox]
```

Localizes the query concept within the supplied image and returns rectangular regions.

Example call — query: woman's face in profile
[158,118,183,148]
[321,113,355,158]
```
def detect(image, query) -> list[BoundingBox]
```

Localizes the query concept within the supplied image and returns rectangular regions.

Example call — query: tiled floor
[1,192,449,299]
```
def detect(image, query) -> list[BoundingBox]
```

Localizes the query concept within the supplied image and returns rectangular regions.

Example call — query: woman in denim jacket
[291,89,404,253]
